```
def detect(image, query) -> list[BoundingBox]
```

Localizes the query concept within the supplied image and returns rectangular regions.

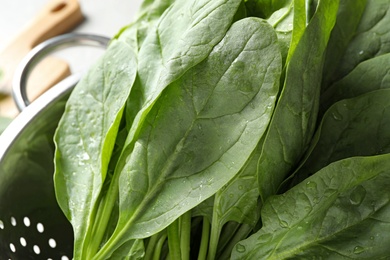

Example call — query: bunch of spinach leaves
[53,0,390,259]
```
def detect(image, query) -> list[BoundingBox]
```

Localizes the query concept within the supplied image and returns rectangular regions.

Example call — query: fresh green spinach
[52,0,390,259]
[286,89,390,188]
[54,39,138,259]
[233,154,390,259]
[94,17,282,259]
[257,0,339,202]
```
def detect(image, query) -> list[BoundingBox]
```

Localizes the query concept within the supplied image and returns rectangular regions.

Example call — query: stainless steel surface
[0,33,109,259]
[12,33,110,111]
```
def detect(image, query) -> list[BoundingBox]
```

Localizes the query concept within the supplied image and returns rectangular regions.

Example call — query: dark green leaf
[329,0,390,83]
[320,53,390,114]
[233,155,390,259]
[257,0,340,202]
[288,89,390,187]
[321,0,367,91]
[245,0,291,18]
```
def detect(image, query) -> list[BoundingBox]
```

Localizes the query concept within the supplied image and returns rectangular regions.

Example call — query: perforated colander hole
[61,256,70,260]
[48,238,57,248]
[33,244,41,255]
[10,216,17,226]
[23,216,31,227]
[0,219,4,229]
[37,222,45,233]
[20,237,27,247]
[9,243,16,252]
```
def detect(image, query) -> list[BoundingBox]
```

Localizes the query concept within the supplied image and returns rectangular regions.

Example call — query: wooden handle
[18,0,84,48]
[0,0,84,118]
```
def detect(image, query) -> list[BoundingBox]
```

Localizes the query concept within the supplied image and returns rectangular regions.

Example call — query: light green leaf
[284,0,306,65]
[123,0,243,148]
[113,0,175,51]
[214,146,262,228]
[257,0,340,202]
[53,39,137,259]
[95,17,282,259]
[111,239,145,260]
[233,155,390,259]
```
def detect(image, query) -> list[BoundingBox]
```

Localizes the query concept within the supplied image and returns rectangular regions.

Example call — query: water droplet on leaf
[353,246,365,254]
[331,110,343,121]
[349,185,366,206]
[257,233,272,243]
[236,244,246,253]
[306,181,317,190]
[279,220,288,228]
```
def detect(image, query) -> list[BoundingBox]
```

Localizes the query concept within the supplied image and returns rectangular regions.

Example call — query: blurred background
[0,0,143,50]
[0,0,144,117]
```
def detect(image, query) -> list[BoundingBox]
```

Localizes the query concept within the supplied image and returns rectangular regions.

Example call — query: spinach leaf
[320,53,390,113]
[113,0,175,51]
[53,39,138,259]
[245,0,291,18]
[192,196,215,223]
[253,0,294,64]
[321,0,367,91]
[232,154,390,259]
[207,144,263,259]
[94,17,282,259]
[257,0,340,202]
[137,0,175,15]
[287,89,390,188]
[245,0,305,66]
[284,0,306,66]
[329,0,390,84]
[123,0,243,148]
[111,239,145,260]
[214,147,263,228]
[88,0,246,256]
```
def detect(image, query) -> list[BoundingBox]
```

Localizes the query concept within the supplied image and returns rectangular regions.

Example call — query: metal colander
[0,34,109,259]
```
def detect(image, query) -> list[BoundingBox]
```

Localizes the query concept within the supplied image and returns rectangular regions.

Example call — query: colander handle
[12,33,110,112]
